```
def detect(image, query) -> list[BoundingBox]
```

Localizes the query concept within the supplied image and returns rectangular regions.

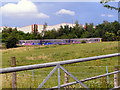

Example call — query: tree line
[38,20,120,41]
[1,20,120,48]
[43,20,120,41]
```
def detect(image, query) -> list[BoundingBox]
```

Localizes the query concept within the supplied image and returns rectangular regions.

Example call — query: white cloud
[37,13,50,18]
[101,14,114,18]
[107,14,114,17]
[101,14,105,17]
[0,0,49,19]
[56,9,75,16]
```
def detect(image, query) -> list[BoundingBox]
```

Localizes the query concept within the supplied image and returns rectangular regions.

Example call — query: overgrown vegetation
[6,36,18,48]
[81,40,86,43]
[1,42,119,88]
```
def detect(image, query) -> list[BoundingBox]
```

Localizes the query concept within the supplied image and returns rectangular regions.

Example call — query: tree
[105,32,116,41]
[75,20,79,27]
[117,30,120,40]
[111,21,120,35]
[6,36,18,48]
[85,23,88,31]
[117,30,120,36]
[72,21,83,38]
[100,0,120,12]
[42,22,47,37]
[36,33,42,39]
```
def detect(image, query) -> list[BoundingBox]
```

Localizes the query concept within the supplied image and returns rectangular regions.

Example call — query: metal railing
[0,53,120,89]
[51,70,120,89]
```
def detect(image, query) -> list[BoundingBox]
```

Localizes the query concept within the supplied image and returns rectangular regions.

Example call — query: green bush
[6,37,18,48]
[2,43,6,49]
[81,40,86,43]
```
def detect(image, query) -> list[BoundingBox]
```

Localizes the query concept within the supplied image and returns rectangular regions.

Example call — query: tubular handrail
[0,53,119,74]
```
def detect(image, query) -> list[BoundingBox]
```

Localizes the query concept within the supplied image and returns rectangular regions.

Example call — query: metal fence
[0,53,120,89]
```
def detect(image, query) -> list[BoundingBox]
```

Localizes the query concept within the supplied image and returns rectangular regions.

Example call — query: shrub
[6,37,18,48]
[81,40,86,43]
[2,43,6,49]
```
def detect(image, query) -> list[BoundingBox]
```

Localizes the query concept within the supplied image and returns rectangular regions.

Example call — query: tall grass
[1,41,119,88]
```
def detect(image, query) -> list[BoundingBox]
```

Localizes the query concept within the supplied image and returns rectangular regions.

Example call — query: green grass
[1,41,119,88]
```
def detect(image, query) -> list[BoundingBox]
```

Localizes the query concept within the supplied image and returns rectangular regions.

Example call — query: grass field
[1,41,119,88]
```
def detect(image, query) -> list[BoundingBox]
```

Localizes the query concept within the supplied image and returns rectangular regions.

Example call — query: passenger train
[18,38,102,46]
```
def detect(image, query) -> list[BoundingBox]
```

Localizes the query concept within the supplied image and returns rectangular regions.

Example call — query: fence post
[114,67,119,88]
[64,72,69,89]
[11,57,17,89]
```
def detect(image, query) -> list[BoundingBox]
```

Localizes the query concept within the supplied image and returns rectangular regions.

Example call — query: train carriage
[18,38,102,46]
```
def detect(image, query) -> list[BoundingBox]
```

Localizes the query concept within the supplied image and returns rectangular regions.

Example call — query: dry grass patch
[26,55,48,60]
[2,45,46,52]
[26,57,35,60]
[2,47,27,52]
[38,55,47,59]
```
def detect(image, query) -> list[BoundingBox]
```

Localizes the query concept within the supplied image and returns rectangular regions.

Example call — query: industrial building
[0,23,86,33]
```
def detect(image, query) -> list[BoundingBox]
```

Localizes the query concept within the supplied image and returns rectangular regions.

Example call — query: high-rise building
[32,24,38,35]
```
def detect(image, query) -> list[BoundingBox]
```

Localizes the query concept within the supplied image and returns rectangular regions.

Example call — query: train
[17,38,102,46]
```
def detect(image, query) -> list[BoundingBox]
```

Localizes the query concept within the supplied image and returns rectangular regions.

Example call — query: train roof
[19,38,102,41]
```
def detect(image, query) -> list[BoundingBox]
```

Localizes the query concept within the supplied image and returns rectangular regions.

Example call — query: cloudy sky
[0,0,119,27]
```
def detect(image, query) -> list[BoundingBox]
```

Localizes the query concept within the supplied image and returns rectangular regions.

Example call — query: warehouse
[0,23,86,33]
[17,23,78,34]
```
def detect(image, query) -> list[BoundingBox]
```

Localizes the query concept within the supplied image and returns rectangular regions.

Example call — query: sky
[118,2,120,23]
[0,0,119,27]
